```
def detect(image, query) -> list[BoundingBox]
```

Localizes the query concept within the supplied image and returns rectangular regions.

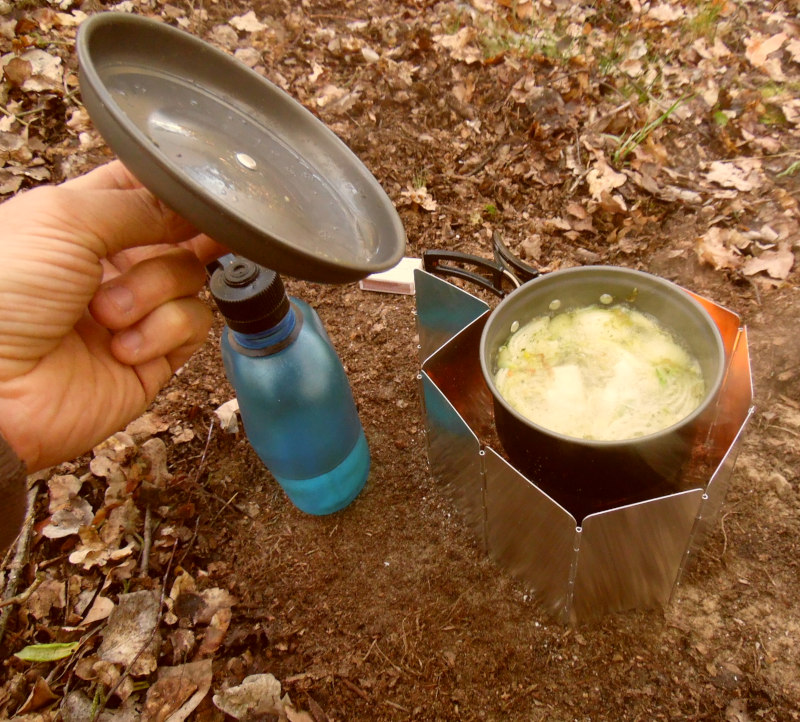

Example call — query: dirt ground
[1,0,800,720]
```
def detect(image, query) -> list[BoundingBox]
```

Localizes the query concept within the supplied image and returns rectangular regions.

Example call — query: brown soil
[2,1,800,720]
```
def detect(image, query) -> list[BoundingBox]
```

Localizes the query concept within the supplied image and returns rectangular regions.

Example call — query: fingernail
[117,329,143,355]
[103,285,135,313]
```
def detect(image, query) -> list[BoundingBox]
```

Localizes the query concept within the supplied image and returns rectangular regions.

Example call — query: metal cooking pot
[424,243,726,521]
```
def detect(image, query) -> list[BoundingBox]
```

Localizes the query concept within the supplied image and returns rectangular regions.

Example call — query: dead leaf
[228,11,265,33]
[742,244,794,280]
[212,673,285,719]
[55,10,87,27]
[586,157,627,200]
[89,455,122,483]
[165,569,197,625]
[209,23,238,50]
[646,3,683,23]
[26,579,66,620]
[0,169,23,195]
[705,159,764,192]
[399,184,437,211]
[195,587,237,625]
[314,83,360,113]
[2,56,31,87]
[46,474,83,513]
[781,98,800,126]
[147,659,213,722]
[16,676,59,715]
[195,606,231,659]
[1,48,63,91]
[0,130,31,163]
[126,412,170,440]
[433,27,483,64]
[80,595,115,627]
[99,590,161,677]
[695,227,744,271]
[62,688,139,722]
[234,47,261,69]
[41,497,93,539]
[142,675,198,722]
[167,629,196,663]
[94,432,137,463]
[745,32,787,68]
[170,426,195,445]
[141,438,172,487]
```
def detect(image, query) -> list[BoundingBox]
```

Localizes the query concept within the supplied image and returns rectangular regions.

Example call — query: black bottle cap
[210,257,291,334]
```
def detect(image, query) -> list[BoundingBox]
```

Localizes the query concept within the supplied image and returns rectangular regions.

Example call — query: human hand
[0,160,226,473]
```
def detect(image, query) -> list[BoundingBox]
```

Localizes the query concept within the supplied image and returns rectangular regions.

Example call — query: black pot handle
[422,233,540,298]
[422,250,514,297]
[491,232,539,284]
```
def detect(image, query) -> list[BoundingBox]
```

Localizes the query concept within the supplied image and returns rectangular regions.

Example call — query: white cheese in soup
[494,304,706,441]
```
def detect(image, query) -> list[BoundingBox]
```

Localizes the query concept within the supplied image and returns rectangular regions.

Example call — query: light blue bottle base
[273,430,370,515]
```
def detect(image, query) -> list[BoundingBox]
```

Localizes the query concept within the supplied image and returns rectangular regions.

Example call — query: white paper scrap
[358,257,423,295]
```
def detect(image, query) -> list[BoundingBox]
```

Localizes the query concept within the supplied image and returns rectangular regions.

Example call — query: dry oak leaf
[742,244,794,280]
[496,0,534,20]
[16,676,59,716]
[705,159,764,192]
[213,674,285,719]
[586,157,627,201]
[646,3,684,23]
[195,606,232,659]
[26,578,66,620]
[125,412,170,440]
[400,184,437,212]
[694,227,744,271]
[314,84,360,114]
[228,11,265,33]
[41,497,93,539]
[98,590,161,677]
[144,659,213,722]
[80,595,115,627]
[0,49,63,92]
[745,32,787,68]
[2,56,32,87]
[788,38,800,64]
[433,27,483,64]
[781,99,800,126]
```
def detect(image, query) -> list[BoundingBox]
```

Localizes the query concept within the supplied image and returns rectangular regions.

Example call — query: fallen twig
[139,505,153,576]
[339,676,370,701]
[0,571,45,609]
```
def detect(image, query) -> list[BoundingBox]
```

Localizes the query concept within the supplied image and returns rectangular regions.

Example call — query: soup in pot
[494,303,706,441]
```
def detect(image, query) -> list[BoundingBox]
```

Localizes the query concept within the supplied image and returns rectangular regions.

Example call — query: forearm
[0,432,28,553]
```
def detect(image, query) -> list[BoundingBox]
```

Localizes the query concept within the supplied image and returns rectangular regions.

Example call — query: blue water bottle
[209,257,370,514]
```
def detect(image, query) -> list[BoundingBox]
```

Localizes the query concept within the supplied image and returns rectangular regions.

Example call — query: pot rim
[479,265,727,448]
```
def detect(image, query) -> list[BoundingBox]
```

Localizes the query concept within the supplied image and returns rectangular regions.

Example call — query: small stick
[339,676,370,702]
[139,506,153,576]
[0,571,45,609]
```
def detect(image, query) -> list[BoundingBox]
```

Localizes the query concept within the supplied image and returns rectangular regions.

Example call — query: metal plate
[77,13,405,283]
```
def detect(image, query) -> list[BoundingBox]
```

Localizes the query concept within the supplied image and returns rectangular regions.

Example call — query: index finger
[56,160,227,263]
[45,184,200,258]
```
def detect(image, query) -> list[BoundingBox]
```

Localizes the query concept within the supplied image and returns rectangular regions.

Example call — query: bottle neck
[231,305,297,351]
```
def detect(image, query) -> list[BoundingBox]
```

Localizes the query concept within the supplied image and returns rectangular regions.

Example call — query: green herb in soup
[494,304,705,441]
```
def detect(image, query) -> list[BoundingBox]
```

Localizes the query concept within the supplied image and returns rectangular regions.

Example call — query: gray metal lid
[77,12,405,283]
